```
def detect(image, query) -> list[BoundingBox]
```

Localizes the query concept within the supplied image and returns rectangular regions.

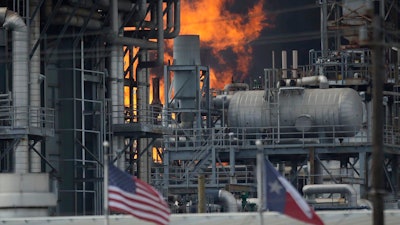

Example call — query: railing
[383,125,400,146]
[109,105,178,127]
[165,124,371,152]
[107,105,400,149]
[163,164,255,187]
[0,106,55,135]
[163,124,375,187]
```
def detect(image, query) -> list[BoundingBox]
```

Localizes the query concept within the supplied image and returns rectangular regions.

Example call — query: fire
[179,0,268,89]
[130,0,269,104]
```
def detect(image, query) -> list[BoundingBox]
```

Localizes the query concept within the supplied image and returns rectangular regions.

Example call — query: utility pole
[370,1,385,225]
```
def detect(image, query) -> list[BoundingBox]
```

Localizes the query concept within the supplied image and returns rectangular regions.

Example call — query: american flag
[108,163,170,225]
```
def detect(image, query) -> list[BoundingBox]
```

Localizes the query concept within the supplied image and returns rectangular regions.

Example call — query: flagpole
[103,141,110,225]
[256,140,264,225]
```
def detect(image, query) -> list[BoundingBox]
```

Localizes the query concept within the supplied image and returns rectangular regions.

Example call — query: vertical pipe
[292,50,298,78]
[197,175,205,213]
[320,0,328,57]
[30,0,41,172]
[137,50,151,181]
[371,2,384,225]
[229,133,235,184]
[255,141,265,225]
[80,39,86,213]
[103,141,109,224]
[110,0,124,168]
[359,152,367,198]
[2,8,29,173]
[281,50,287,79]
[309,148,315,184]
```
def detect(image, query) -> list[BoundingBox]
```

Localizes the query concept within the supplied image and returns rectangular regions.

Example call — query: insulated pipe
[30,0,42,172]
[1,8,28,118]
[292,50,298,78]
[105,35,158,49]
[281,50,287,79]
[206,189,238,212]
[0,8,29,173]
[277,75,329,88]
[302,184,358,207]
[213,94,232,109]
[223,83,249,93]
[110,0,125,168]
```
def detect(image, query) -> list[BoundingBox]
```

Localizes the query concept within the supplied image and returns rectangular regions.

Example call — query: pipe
[277,75,329,88]
[292,50,298,78]
[126,0,181,39]
[58,5,103,20]
[30,0,42,172]
[52,14,103,30]
[130,0,147,22]
[282,50,287,79]
[164,0,181,39]
[67,0,134,12]
[97,0,134,12]
[206,189,238,212]
[213,94,232,109]
[0,8,29,173]
[45,1,103,29]
[138,0,164,68]
[223,83,249,93]
[110,0,125,168]
[105,35,158,49]
[302,184,358,207]
[1,8,28,124]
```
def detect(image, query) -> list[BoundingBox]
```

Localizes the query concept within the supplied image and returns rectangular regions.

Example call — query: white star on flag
[269,180,282,194]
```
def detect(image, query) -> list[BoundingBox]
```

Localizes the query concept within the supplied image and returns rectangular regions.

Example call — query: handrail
[0,105,55,132]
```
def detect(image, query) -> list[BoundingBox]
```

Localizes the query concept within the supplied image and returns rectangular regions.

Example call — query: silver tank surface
[227,88,363,137]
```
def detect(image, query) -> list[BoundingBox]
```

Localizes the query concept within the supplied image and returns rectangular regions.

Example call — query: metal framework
[1,0,400,217]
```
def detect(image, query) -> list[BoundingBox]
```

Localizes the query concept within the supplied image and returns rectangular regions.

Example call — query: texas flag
[263,159,324,225]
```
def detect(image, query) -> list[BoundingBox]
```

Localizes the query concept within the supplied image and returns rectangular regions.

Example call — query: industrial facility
[1,0,400,222]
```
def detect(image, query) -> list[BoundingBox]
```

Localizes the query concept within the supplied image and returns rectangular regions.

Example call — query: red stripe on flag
[284,192,324,225]
[109,176,170,225]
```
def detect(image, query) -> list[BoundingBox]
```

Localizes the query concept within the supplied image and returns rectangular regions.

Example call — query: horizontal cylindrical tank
[227,88,363,137]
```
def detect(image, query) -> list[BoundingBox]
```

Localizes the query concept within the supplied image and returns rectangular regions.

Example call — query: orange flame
[179,0,268,89]
[132,0,269,104]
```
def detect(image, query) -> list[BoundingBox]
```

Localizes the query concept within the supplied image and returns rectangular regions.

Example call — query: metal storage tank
[227,87,363,137]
